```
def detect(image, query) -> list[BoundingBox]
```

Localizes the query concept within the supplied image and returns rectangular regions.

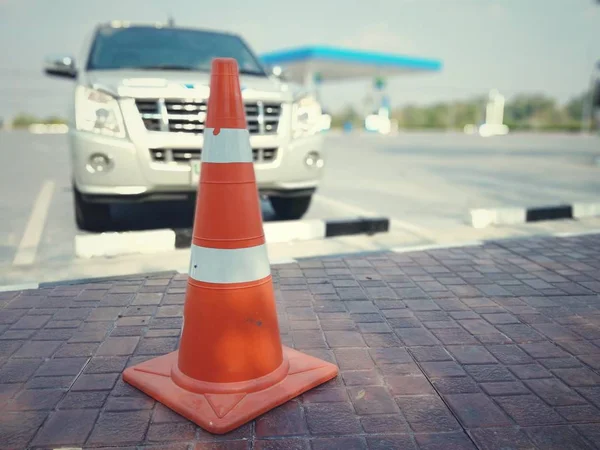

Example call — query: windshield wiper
[119,65,265,75]
[239,69,266,76]
[123,65,264,75]
[134,65,207,71]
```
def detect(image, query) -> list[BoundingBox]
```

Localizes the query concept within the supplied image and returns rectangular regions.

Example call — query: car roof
[96,21,240,38]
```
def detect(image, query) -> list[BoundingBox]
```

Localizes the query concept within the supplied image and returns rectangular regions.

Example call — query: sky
[0,0,598,120]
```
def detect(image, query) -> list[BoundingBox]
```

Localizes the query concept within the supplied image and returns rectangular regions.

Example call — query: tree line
[5,114,67,129]
[331,90,596,132]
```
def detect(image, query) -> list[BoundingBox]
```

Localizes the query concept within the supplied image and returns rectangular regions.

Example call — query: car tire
[73,185,112,232]
[269,195,312,220]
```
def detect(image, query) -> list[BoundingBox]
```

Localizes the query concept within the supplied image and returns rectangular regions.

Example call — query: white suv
[44,22,325,231]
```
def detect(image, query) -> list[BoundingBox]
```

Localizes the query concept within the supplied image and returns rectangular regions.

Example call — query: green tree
[565,91,588,122]
[330,89,593,132]
[504,94,556,123]
[451,97,485,128]
[44,116,67,125]
[12,114,40,128]
[330,105,361,128]
[393,105,428,129]
[10,114,67,128]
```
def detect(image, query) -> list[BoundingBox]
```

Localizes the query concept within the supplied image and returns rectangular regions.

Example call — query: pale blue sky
[0,0,598,120]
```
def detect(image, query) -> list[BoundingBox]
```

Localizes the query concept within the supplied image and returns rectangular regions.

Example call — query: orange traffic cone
[123,57,339,434]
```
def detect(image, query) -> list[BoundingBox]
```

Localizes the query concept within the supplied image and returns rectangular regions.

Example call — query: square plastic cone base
[122,346,338,434]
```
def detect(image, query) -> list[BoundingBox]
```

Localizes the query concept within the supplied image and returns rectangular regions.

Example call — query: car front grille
[149,147,278,164]
[135,98,282,135]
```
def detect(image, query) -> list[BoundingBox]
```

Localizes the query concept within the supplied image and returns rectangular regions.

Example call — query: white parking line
[12,180,55,267]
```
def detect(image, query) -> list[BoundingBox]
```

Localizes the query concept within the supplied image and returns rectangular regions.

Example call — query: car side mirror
[44,55,77,79]
[268,65,288,81]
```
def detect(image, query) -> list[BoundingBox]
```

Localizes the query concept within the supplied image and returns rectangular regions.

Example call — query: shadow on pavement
[95,198,279,233]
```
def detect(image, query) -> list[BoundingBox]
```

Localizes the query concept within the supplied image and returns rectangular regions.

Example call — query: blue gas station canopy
[259,45,442,83]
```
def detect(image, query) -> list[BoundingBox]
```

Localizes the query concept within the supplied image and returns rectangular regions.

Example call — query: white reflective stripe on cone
[202,128,253,163]
[188,243,271,284]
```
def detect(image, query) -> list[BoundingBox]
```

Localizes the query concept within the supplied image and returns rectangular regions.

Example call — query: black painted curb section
[325,217,390,238]
[471,202,600,228]
[174,229,193,249]
[526,205,573,222]
[173,217,391,249]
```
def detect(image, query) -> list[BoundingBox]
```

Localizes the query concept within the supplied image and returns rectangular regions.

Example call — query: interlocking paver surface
[1,233,600,448]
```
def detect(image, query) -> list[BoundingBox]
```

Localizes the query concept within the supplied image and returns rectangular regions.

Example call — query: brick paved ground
[1,234,600,449]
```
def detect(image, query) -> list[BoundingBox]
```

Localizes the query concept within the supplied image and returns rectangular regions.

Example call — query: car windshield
[86,26,266,75]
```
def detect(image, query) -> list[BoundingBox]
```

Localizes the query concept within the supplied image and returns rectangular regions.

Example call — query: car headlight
[291,94,322,139]
[75,86,126,138]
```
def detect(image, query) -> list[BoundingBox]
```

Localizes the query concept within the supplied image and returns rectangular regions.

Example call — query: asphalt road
[321,131,600,223]
[1,130,599,286]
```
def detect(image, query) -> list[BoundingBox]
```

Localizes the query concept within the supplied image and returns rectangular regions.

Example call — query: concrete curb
[4,231,599,292]
[0,282,41,293]
[175,217,390,248]
[74,229,177,259]
[470,202,600,229]
[74,217,390,258]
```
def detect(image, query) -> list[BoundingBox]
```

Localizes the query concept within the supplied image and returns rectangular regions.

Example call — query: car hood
[84,69,297,102]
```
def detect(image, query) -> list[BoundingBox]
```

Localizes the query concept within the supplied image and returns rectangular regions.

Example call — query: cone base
[122,346,338,434]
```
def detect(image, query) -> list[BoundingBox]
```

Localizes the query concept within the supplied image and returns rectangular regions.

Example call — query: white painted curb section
[471,202,600,229]
[470,208,526,229]
[573,203,600,219]
[263,219,326,243]
[0,282,40,293]
[75,229,176,259]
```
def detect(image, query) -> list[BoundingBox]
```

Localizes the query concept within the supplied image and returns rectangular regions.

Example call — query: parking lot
[1,130,599,286]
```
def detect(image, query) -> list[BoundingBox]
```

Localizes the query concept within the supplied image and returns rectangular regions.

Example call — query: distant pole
[582,61,599,133]
[581,0,599,133]
[303,70,316,96]
[167,15,175,26]
[313,72,323,104]
[374,76,387,117]
[582,71,592,134]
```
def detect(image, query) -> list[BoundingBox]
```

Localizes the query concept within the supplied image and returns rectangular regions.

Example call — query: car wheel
[73,185,112,232]
[269,195,312,220]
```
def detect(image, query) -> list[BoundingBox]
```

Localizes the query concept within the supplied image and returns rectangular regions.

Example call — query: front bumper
[70,130,325,202]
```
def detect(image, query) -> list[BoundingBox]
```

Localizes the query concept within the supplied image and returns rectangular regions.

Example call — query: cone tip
[211,58,239,76]
[206,57,247,130]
